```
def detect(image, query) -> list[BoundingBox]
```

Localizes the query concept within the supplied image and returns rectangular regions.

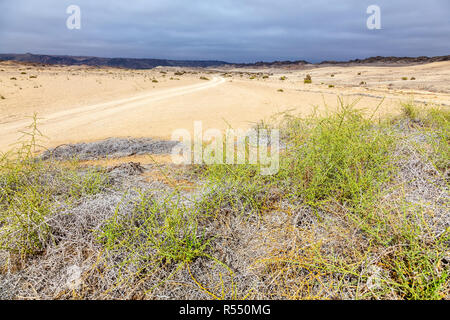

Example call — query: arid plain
[1,60,449,154]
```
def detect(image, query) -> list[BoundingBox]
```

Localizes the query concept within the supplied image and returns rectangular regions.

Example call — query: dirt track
[0,76,225,152]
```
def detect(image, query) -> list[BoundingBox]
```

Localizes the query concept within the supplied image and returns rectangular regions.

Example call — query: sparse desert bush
[277,89,284,92]
[411,77,416,80]
[401,102,419,120]
[331,74,335,77]
[200,76,209,80]
[279,101,394,212]
[263,75,269,79]
[304,74,312,84]
[402,77,408,80]
[10,77,17,80]
[98,192,211,273]
[29,75,37,79]
[152,79,158,83]
[0,116,110,258]
[280,76,287,81]
[0,157,109,256]
[328,84,334,88]
[0,95,5,99]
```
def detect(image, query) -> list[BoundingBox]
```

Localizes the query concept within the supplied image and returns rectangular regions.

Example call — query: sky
[0,0,449,63]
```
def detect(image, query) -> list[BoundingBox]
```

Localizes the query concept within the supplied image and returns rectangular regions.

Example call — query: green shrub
[0,116,110,257]
[279,102,394,212]
[98,192,212,289]
[401,102,419,120]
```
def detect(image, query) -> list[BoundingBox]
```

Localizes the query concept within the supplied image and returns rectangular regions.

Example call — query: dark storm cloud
[0,0,449,62]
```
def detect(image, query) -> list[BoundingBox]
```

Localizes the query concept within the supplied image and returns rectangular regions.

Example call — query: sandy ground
[0,60,449,154]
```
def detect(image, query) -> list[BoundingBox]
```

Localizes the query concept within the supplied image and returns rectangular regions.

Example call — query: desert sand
[1,60,449,153]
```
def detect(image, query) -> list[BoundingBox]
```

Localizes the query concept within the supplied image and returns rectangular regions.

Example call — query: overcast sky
[0,0,449,63]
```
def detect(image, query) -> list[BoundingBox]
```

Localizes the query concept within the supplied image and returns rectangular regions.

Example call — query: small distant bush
[0,95,5,99]
[360,81,367,85]
[10,77,17,80]
[330,74,335,77]
[263,75,269,79]
[401,77,408,81]
[277,89,284,92]
[152,79,159,83]
[280,76,287,81]
[29,75,37,79]
[304,74,312,84]
[411,77,416,80]
[200,76,209,80]
[21,72,27,75]
[328,84,334,88]
[357,72,362,75]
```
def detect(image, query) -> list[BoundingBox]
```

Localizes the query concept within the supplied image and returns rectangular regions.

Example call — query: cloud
[0,0,448,62]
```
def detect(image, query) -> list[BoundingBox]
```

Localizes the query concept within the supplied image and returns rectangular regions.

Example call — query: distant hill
[0,53,229,69]
[1,53,448,70]
[319,55,450,65]
[231,55,450,68]
[232,60,311,68]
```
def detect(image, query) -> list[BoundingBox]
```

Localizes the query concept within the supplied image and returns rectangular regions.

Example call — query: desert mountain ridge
[0,53,449,70]
[0,53,229,69]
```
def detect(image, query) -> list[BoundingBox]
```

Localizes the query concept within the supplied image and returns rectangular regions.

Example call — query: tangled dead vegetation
[40,138,180,161]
